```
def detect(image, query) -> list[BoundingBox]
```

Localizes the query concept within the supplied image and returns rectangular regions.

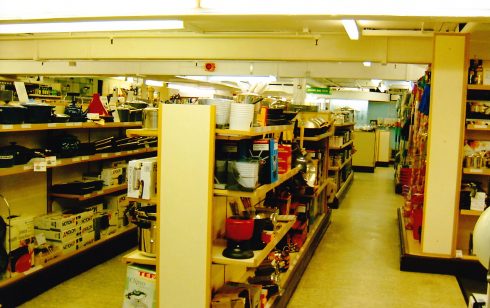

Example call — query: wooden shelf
[330,140,353,150]
[335,172,353,199]
[0,225,136,288]
[466,124,490,131]
[299,130,334,142]
[334,122,355,128]
[467,84,490,91]
[0,147,157,177]
[0,121,142,133]
[463,168,490,176]
[122,249,156,266]
[213,166,301,199]
[28,94,62,99]
[460,209,483,216]
[211,219,295,267]
[126,128,158,137]
[215,125,293,140]
[50,184,127,201]
[329,156,352,171]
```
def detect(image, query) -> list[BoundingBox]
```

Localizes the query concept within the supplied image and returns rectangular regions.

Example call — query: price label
[101,153,109,158]
[1,125,13,130]
[65,123,74,127]
[47,123,57,128]
[455,250,463,258]
[23,165,32,170]
[127,150,133,154]
[21,124,32,129]
[473,125,488,129]
[469,168,483,173]
[81,156,90,161]
[115,152,122,156]
[74,122,82,126]
[34,160,47,172]
[72,157,81,162]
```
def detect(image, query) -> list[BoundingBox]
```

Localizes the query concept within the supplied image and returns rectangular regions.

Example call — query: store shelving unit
[0,147,157,177]
[0,121,142,133]
[126,128,158,137]
[455,84,490,260]
[0,225,136,289]
[0,121,150,304]
[122,249,156,266]
[211,219,295,267]
[50,183,127,200]
[328,122,355,208]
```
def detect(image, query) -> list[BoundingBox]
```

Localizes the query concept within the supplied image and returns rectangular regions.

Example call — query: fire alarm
[204,62,216,72]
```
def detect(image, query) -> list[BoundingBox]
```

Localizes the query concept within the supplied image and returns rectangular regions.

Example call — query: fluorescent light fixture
[0,20,184,34]
[207,75,277,83]
[341,19,359,40]
[145,80,164,87]
[363,61,372,67]
[371,79,381,85]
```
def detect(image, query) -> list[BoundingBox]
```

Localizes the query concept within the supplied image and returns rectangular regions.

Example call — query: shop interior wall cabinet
[0,121,155,303]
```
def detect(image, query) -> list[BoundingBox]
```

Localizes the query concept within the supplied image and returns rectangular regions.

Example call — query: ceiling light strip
[341,19,359,40]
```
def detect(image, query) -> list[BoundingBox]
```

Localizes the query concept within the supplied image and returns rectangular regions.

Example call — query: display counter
[352,130,376,172]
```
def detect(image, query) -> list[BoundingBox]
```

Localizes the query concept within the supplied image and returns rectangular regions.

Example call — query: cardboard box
[36,226,79,242]
[4,215,35,251]
[252,139,278,184]
[34,213,77,231]
[105,194,129,213]
[78,220,94,234]
[123,264,156,308]
[77,231,95,249]
[101,167,124,187]
[85,203,104,214]
[48,238,77,254]
[127,157,157,199]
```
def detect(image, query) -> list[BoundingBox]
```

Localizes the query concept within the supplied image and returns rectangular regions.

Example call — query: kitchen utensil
[22,102,55,123]
[223,216,255,259]
[0,144,15,168]
[133,205,157,257]
[2,142,39,165]
[142,106,158,129]
[87,93,109,116]
[0,103,26,124]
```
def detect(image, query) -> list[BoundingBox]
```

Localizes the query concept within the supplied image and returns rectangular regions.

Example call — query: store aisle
[288,167,467,307]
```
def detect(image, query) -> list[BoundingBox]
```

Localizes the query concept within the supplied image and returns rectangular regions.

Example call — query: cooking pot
[2,142,39,165]
[0,145,15,168]
[142,107,158,129]
[0,104,27,124]
[22,102,55,123]
[116,107,131,122]
[128,101,149,110]
[64,100,87,122]
[134,205,157,257]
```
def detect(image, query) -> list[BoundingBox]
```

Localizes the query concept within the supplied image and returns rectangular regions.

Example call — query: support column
[422,34,467,256]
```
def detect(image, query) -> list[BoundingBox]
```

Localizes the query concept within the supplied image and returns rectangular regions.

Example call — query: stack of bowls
[233,161,259,189]
[229,103,254,130]
[199,99,232,127]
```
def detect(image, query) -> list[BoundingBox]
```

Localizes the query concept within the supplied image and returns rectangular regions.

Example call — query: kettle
[64,97,88,122]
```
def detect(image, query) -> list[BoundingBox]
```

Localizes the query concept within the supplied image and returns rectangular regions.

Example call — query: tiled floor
[288,167,466,307]
[20,167,467,307]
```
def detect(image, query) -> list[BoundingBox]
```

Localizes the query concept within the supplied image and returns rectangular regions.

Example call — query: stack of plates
[199,99,232,126]
[229,103,254,130]
[233,161,259,189]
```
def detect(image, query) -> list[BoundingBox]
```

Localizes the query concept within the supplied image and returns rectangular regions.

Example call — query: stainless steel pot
[135,207,157,257]
[142,107,158,130]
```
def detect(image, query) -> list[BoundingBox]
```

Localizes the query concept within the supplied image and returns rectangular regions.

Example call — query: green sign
[306,87,331,95]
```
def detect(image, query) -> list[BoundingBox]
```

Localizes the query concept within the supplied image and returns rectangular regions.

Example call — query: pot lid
[22,102,55,108]
[0,103,26,109]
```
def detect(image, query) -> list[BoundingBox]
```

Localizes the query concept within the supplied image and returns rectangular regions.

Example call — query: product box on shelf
[123,264,156,308]
[127,157,157,199]
[278,144,292,174]
[77,231,95,249]
[85,203,104,214]
[36,226,79,242]
[4,215,35,251]
[34,213,77,232]
[252,138,279,184]
[101,167,124,187]
[105,194,130,214]
[47,238,77,254]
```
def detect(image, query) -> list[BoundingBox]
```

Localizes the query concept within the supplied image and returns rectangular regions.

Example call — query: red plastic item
[411,207,423,241]
[225,218,254,241]
[87,93,109,116]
